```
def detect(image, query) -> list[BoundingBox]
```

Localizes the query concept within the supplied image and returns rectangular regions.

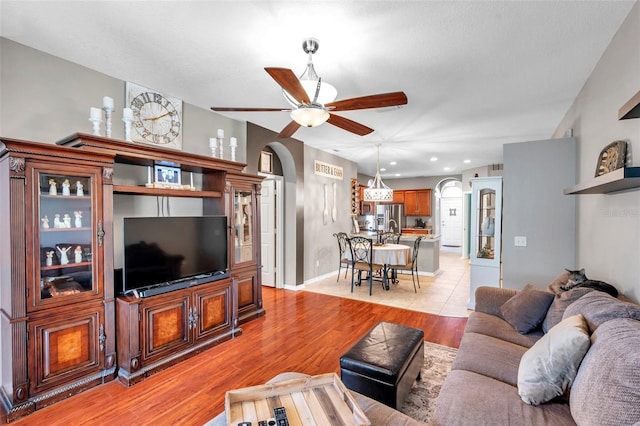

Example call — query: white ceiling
[0,1,634,178]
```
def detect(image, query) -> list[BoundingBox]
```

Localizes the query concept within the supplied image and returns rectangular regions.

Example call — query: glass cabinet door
[476,189,496,259]
[233,189,254,264]
[32,167,101,308]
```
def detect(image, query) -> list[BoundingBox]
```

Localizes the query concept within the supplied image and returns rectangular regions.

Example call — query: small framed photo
[260,151,273,173]
[155,165,181,184]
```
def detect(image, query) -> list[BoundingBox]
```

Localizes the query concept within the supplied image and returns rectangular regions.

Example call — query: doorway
[260,175,284,288]
[438,180,463,247]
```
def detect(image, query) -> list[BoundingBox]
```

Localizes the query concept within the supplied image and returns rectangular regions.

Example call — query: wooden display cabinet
[225,172,265,324]
[0,139,116,422]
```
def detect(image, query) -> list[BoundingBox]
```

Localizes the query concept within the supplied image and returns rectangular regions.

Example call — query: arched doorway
[436,179,463,249]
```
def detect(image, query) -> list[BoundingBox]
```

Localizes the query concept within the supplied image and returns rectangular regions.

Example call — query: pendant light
[363,145,393,202]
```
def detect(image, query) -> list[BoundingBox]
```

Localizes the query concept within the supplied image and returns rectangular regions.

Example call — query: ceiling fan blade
[327,114,374,136]
[277,120,302,138]
[265,67,310,105]
[326,92,408,111]
[210,107,290,112]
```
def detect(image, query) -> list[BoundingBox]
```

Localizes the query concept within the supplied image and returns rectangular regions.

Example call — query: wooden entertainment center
[0,133,264,421]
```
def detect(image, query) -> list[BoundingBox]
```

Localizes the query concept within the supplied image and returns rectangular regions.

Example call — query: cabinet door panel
[193,280,232,341]
[140,294,191,363]
[29,304,103,395]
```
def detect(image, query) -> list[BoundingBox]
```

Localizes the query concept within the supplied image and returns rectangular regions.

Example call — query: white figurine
[45,251,54,267]
[76,181,84,196]
[41,215,49,229]
[74,246,83,263]
[62,179,71,196]
[56,246,71,265]
[74,211,82,228]
[53,214,63,228]
[63,213,72,228]
[48,178,57,195]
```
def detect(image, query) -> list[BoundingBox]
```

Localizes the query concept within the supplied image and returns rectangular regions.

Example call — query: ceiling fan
[211,38,408,138]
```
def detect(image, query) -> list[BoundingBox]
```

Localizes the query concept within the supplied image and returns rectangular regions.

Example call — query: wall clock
[125,82,183,150]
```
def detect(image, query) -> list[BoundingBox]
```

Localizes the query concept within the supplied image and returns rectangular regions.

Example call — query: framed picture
[154,165,181,184]
[260,151,273,173]
[595,140,627,177]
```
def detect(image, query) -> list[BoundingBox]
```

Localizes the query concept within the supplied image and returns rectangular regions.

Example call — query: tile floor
[304,246,472,317]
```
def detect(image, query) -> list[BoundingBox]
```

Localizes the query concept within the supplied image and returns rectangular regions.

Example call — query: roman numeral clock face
[126,82,183,150]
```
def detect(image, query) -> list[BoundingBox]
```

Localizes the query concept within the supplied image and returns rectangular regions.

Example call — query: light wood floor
[1,288,467,425]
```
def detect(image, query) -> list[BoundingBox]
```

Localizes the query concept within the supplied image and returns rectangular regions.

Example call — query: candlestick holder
[103,107,113,138]
[122,116,132,141]
[89,117,102,136]
[209,138,217,158]
[218,137,224,160]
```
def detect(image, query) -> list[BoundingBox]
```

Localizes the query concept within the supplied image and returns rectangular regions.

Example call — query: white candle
[103,96,114,110]
[123,107,133,121]
[90,107,101,121]
[209,138,217,148]
[230,137,237,147]
[217,128,224,139]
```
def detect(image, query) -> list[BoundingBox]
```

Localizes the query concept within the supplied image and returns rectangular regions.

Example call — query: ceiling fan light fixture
[290,105,330,127]
[363,145,394,202]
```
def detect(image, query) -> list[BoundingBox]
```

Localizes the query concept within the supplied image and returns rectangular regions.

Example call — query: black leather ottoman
[340,322,424,409]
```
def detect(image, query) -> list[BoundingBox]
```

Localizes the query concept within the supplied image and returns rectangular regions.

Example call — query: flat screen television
[122,216,228,295]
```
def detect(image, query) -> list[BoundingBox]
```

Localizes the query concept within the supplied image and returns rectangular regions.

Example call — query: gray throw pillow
[570,318,640,426]
[562,290,640,333]
[542,287,594,333]
[500,284,554,334]
[518,314,590,405]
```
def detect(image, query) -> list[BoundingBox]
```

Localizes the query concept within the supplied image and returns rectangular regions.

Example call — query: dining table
[347,241,411,290]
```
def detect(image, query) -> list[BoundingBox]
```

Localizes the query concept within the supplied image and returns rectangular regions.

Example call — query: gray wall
[553,2,640,301]
[502,138,576,289]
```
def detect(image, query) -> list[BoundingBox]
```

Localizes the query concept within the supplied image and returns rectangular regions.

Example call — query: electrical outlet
[514,236,527,247]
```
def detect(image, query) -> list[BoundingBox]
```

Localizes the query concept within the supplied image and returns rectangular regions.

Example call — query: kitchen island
[351,231,440,276]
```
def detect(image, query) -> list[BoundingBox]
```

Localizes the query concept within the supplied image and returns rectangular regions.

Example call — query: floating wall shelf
[619,90,640,119]
[564,167,640,194]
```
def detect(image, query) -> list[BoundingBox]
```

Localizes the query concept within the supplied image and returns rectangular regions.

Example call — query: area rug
[204,341,457,425]
[400,341,458,423]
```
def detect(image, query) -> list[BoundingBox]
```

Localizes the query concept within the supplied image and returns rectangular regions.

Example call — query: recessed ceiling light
[444,167,451,171]
[463,159,471,163]
[389,161,397,165]
[430,157,438,162]
[380,168,386,172]
[395,174,401,177]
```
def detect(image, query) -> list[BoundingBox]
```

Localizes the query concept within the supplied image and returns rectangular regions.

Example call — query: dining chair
[333,232,352,281]
[348,236,383,296]
[380,232,401,244]
[393,236,423,292]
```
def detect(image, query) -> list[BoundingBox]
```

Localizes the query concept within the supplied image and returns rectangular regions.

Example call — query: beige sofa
[433,284,640,426]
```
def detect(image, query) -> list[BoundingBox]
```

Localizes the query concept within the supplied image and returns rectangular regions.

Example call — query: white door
[260,179,276,287]
[441,197,463,247]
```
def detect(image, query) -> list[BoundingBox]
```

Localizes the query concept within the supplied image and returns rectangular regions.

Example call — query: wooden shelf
[564,167,640,194]
[113,184,221,198]
[619,90,640,120]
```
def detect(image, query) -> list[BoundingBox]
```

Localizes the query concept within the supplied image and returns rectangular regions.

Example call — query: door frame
[259,174,284,288]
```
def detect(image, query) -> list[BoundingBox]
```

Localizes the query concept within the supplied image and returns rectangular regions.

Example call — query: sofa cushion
[570,318,640,426]
[465,311,543,348]
[452,332,527,386]
[517,314,590,405]
[434,370,576,426]
[542,287,595,333]
[562,290,640,333]
[500,284,554,334]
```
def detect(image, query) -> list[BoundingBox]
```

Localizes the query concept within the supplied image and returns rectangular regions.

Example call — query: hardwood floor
[1,287,467,425]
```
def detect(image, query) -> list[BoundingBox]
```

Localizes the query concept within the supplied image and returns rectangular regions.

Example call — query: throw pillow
[542,287,594,333]
[570,318,640,426]
[562,290,640,333]
[500,284,554,334]
[517,314,590,406]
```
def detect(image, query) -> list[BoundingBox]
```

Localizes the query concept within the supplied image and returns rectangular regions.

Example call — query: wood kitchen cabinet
[0,139,116,422]
[404,189,431,216]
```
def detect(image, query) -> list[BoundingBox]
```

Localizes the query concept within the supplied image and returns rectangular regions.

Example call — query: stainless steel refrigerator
[375,204,404,233]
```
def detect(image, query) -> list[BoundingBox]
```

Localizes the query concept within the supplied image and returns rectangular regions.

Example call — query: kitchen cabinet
[404,189,431,216]
[0,139,116,422]
[469,176,502,309]
[358,185,374,214]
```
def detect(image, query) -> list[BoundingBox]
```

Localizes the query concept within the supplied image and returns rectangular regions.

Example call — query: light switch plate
[514,236,527,247]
